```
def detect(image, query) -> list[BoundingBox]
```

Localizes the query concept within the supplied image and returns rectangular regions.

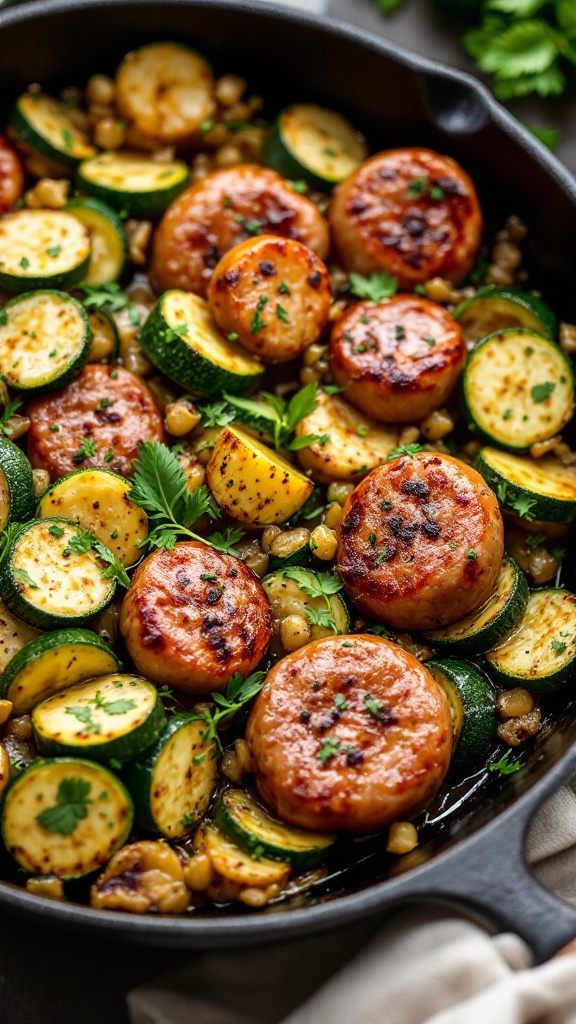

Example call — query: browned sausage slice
[246,634,453,833]
[337,452,503,629]
[119,542,273,693]
[329,148,483,288]
[26,364,165,481]
[329,294,466,422]
[207,235,331,363]
[150,165,330,298]
[0,136,24,215]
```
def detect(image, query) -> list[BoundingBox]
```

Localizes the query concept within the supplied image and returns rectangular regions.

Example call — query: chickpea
[32,469,50,499]
[280,614,312,652]
[324,502,343,530]
[309,524,338,561]
[303,344,326,368]
[0,701,12,727]
[125,219,153,266]
[164,399,202,437]
[386,821,419,855]
[215,74,246,108]
[261,525,282,554]
[420,409,454,442]
[93,118,127,151]
[327,481,354,506]
[497,688,534,719]
[86,73,115,106]
[5,716,32,741]
[214,143,244,168]
[183,852,214,892]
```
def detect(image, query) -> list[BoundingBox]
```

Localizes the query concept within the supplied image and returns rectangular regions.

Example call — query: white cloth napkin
[127,777,576,1024]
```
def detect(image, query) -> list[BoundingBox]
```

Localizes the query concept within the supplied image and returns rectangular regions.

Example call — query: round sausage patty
[329,295,466,422]
[246,634,453,833]
[119,542,273,693]
[26,364,165,481]
[329,147,483,288]
[150,165,330,298]
[0,136,24,215]
[337,452,504,629]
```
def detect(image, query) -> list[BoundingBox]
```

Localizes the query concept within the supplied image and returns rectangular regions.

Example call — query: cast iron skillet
[2,0,576,962]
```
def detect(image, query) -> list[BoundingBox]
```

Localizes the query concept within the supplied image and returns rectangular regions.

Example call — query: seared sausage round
[119,542,273,693]
[207,236,331,363]
[246,634,453,833]
[337,452,503,629]
[26,364,165,481]
[329,295,466,422]
[329,148,483,288]
[0,136,24,215]
[150,165,330,298]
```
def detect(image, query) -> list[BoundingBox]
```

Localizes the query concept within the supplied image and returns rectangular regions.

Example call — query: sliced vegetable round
[486,588,576,691]
[214,788,335,868]
[475,446,576,524]
[86,308,120,363]
[0,517,116,629]
[454,287,558,347]
[116,43,215,144]
[1,628,122,716]
[0,210,91,294]
[267,527,312,572]
[0,436,36,531]
[76,151,190,218]
[36,467,148,568]
[263,103,368,191]
[427,658,497,772]
[139,290,263,397]
[198,822,291,887]
[123,712,218,839]
[1,758,133,878]
[461,328,574,450]
[0,290,91,392]
[65,197,128,285]
[206,426,314,526]
[422,557,529,655]
[31,673,166,763]
[262,567,350,658]
[0,598,40,674]
[8,92,97,169]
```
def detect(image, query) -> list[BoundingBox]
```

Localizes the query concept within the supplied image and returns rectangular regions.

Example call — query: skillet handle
[405,747,576,964]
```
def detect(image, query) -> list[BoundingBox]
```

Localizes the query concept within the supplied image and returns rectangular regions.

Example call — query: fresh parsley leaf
[224,382,322,451]
[551,638,567,654]
[363,693,392,722]
[196,670,267,753]
[550,546,566,560]
[180,811,197,827]
[304,605,339,634]
[36,776,93,835]
[62,527,94,557]
[531,381,556,403]
[92,541,131,588]
[511,493,537,521]
[78,282,132,314]
[317,737,341,765]
[65,705,101,734]
[349,270,398,302]
[91,691,136,714]
[386,444,424,461]
[206,526,245,555]
[73,437,97,464]
[488,749,522,775]
[407,175,428,198]
[14,567,39,589]
[496,481,508,503]
[526,533,546,550]
[196,399,236,428]
[0,397,23,436]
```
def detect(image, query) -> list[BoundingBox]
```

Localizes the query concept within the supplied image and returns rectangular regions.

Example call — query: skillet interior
[1,0,576,953]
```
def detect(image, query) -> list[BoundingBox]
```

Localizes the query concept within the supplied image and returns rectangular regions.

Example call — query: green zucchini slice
[0,210,91,294]
[76,151,190,218]
[263,103,368,191]
[422,557,529,655]
[1,758,133,878]
[0,291,91,392]
[140,290,263,397]
[214,789,335,868]
[31,673,166,763]
[8,92,97,169]
[123,712,218,839]
[36,468,148,568]
[199,823,291,887]
[475,446,576,524]
[453,287,559,347]
[65,198,128,285]
[87,308,120,363]
[267,527,312,572]
[0,598,40,674]
[427,658,497,772]
[262,568,350,658]
[461,328,574,451]
[1,628,122,716]
[0,437,36,531]
[0,517,116,629]
[486,588,576,691]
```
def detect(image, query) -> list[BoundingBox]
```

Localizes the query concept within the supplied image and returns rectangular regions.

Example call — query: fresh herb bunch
[129,440,244,554]
[222,381,329,451]
[375,0,576,114]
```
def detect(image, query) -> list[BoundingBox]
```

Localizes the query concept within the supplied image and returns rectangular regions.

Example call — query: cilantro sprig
[36,777,93,836]
[348,271,398,302]
[488,749,522,776]
[196,671,267,753]
[223,381,328,451]
[78,282,139,319]
[129,440,243,555]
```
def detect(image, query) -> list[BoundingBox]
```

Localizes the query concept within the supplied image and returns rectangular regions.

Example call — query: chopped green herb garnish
[36,776,93,836]
[349,270,398,302]
[488,750,522,776]
[317,737,341,765]
[531,381,556,403]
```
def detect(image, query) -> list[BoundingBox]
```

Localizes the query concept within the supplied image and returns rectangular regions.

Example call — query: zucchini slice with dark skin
[0,628,122,716]
[214,788,336,868]
[0,290,92,392]
[0,517,116,629]
[475,446,576,524]
[0,436,36,531]
[140,289,263,397]
[0,210,91,294]
[65,197,128,285]
[31,673,166,764]
[8,92,97,169]
[422,557,529,656]
[76,152,190,219]
[86,308,120,363]
[1,757,133,878]
[267,527,312,572]
[486,588,576,691]
[197,822,291,887]
[453,287,559,347]
[123,712,218,840]
[263,103,368,192]
[461,328,574,451]
[427,658,497,772]
[36,467,148,569]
